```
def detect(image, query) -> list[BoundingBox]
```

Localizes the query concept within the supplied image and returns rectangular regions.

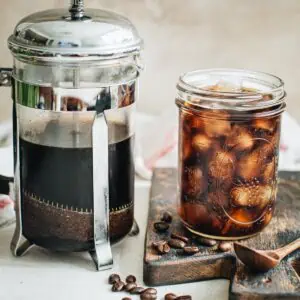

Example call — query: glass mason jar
[176,69,286,240]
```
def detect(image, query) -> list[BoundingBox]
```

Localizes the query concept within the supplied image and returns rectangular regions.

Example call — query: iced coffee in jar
[176,69,286,240]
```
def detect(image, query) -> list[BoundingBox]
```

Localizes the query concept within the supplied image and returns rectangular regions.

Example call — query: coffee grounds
[23,192,134,251]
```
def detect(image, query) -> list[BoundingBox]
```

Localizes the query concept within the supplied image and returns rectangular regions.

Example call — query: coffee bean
[152,240,167,248]
[165,293,177,300]
[175,295,192,300]
[161,211,173,223]
[171,232,189,243]
[154,221,169,233]
[218,241,232,252]
[122,298,132,300]
[157,243,171,255]
[142,288,157,295]
[108,273,121,284]
[130,287,145,294]
[152,240,170,254]
[197,237,217,247]
[125,282,137,292]
[168,238,186,249]
[140,293,157,300]
[183,246,200,255]
[112,281,125,292]
[126,275,137,283]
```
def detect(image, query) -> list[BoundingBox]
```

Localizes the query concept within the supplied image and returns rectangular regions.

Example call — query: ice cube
[183,202,210,226]
[252,118,277,133]
[208,191,229,208]
[230,184,272,208]
[209,150,235,180]
[229,208,253,224]
[221,208,254,234]
[262,157,276,183]
[212,78,243,93]
[183,166,207,197]
[190,115,204,129]
[181,135,192,161]
[203,113,231,138]
[192,133,212,153]
[226,125,254,152]
[237,150,262,180]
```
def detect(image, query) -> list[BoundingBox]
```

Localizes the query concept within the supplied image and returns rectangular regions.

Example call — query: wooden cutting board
[143,168,300,300]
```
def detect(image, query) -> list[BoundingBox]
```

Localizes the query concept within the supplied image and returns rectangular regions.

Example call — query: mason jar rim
[176,68,286,114]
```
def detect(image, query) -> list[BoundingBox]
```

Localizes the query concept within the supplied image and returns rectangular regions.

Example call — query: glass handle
[0,68,12,87]
[90,107,113,271]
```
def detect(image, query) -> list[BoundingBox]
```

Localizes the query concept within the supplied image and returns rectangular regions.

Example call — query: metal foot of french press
[10,192,35,257]
[10,184,35,257]
[10,181,35,257]
[89,242,113,271]
[11,238,34,257]
[10,199,34,257]
[129,220,140,237]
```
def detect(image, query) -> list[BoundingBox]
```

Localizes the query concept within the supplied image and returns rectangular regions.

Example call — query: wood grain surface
[143,168,300,300]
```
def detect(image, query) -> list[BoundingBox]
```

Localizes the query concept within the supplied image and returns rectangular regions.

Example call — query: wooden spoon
[234,238,300,272]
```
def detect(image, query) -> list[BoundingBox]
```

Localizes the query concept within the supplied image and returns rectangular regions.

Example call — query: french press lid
[8,0,143,63]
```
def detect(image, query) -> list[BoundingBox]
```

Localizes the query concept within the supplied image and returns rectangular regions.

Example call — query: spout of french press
[69,0,85,20]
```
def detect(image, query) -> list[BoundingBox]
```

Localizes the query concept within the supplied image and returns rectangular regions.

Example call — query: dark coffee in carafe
[20,122,134,251]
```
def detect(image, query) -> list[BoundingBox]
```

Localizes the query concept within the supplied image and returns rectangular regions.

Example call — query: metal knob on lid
[69,0,85,20]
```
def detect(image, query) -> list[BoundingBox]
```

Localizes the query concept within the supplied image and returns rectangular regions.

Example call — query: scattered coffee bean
[171,232,189,243]
[161,211,173,223]
[175,295,192,300]
[183,246,200,255]
[125,282,137,292]
[218,241,232,252]
[152,240,167,248]
[168,238,186,249]
[142,288,157,296]
[122,298,132,300]
[112,281,125,292]
[154,221,169,233]
[165,293,177,300]
[197,237,217,247]
[140,293,157,300]
[152,240,170,254]
[130,287,145,295]
[108,273,121,284]
[126,275,137,283]
[157,243,171,255]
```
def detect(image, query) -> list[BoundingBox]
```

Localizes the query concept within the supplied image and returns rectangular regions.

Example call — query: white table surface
[0,179,229,300]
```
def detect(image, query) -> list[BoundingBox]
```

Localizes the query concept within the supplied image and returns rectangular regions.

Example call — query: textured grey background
[0,0,299,120]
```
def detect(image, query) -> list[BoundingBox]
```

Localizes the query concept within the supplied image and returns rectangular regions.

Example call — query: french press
[0,0,143,270]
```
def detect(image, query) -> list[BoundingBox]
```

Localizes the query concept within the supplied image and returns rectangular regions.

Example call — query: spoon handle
[275,238,300,259]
